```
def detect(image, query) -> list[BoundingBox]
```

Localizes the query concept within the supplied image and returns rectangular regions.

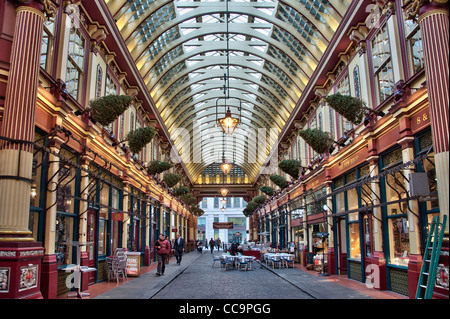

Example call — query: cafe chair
[271,256,282,269]
[221,258,233,271]
[238,259,249,271]
[212,255,221,268]
[283,256,295,268]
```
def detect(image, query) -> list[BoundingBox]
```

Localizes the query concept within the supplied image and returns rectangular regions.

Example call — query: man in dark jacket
[155,234,171,276]
[173,233,185,265]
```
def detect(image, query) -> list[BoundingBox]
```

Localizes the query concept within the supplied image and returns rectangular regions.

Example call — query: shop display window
[55,214,75,267]
[349,222,361,260]
[388,217,410,266]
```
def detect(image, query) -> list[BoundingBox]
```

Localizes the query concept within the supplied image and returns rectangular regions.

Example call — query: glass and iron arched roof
[105,0,349,184]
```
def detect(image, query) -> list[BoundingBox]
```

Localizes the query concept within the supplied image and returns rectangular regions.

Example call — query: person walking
[216,237,221,251]
[165,235,172,264]
[209,238,215,253]
[155,234,171,276]
[173,233,185,265]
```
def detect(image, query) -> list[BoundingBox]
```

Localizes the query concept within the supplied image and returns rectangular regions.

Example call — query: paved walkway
[62,249,406,300]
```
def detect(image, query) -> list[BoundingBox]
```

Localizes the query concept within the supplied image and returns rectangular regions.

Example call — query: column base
[144,246,151,266]
[407,254,423,299]
[0,241,44,299]
[40,254,58,299]
[365,251,387,291]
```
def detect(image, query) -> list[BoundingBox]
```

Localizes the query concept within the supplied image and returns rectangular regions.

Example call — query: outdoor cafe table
[62,241,96,298]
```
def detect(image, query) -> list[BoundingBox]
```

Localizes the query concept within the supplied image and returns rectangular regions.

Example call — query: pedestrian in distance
[216,237,221,251]
[165,235,172,264]
[173,233,185,265]
[155,234,171,276]
[209,238,215,253]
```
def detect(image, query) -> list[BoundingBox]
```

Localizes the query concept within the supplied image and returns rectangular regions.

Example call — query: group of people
[227,242,243,255]
[208,237,222,253]
[154,233,185,276]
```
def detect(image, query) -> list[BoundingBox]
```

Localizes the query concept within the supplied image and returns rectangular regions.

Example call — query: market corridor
[91,249,405,300]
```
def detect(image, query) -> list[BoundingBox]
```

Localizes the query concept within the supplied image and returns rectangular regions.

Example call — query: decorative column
[0,0,53,299]
[407,1,449,232]
[406,0,449,299]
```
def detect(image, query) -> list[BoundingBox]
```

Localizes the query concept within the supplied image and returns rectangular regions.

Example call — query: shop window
[364,215,374,258]
[111,186,121,253]
[55,214,75,267]
[382,148,410,266]
[40,19,55,73]
[371,24,394,103]
[404,19,424,75]
[66,25,86,101]
[349,222,361,260]
[388,216,410,267]
[56,148,77,214]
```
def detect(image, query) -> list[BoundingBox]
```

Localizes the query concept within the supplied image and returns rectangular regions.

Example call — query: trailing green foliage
[278,159,303,179]
[127,127,156,154]
[163,173,182,188]
[253,194,266,205]
[90,95,133,126]
[270,174,287,189]
[298,128,334,154]
[246,201,259,213]
[147,161,173,175]
[173,186,190,197]
[259,186,275,196]
[324,93,366,125]
[181,193,197,205]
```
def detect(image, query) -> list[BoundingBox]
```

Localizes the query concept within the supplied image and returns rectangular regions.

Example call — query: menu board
[126,252,141,276]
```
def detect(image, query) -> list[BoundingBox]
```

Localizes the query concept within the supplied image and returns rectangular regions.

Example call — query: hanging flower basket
[270,174,287,189]
[163,173,182,188]
[147,161,173,175]
[82,95,133,126]
[242,208,251,217]
[127,127,156,154]
[246,201,259,213]
[181,193,197,205]
[298,128,334,154]
[253,194,266,205]
[278,159,303,179]
[325,93,385,125]
[173,186,190,197]
[259,186,274,196]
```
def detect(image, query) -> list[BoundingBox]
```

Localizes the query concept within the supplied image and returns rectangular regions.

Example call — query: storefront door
[337,217,347,274]
[87,210,97,284]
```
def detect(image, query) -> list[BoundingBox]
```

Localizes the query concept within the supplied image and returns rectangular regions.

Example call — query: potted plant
[76,94,134,126]
[259,186,274,196]
[253,194,266,205]
[278,159,303,179]
[147,160,173,175]
[163,173,182,188]
[270,174,287,189]
[325,93,385,125]
[173,186,190,197]
[126,127,156,154]
[298,128,335,154]
[246,201,259,213]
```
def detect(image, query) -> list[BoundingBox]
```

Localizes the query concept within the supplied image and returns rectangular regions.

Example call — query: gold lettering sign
[339,155,359,172]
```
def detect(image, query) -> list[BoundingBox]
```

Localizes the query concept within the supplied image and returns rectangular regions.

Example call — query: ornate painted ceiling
[105,0,350,185]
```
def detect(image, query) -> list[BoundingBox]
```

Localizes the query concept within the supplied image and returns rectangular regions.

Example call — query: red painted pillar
[417,2,449,231]
[0,0,51,299]
[406,1,449,299]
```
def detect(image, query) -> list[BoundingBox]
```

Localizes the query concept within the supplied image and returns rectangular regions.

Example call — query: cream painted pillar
[79,154,93,252]
[122,181,130,248]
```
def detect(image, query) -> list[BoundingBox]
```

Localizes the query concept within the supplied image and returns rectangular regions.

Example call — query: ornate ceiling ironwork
[106,0,348,184]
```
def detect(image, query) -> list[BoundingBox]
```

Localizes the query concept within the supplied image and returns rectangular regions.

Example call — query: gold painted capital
[405,0,449,21]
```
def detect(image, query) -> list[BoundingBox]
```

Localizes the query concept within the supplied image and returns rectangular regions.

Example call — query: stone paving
[95,249,375,299]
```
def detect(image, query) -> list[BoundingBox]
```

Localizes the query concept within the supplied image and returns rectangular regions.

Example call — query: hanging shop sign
[111,212,126,221]
[213,222,233,229]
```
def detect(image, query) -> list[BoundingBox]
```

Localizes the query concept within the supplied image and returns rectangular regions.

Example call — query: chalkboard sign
[306,252,314,264]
